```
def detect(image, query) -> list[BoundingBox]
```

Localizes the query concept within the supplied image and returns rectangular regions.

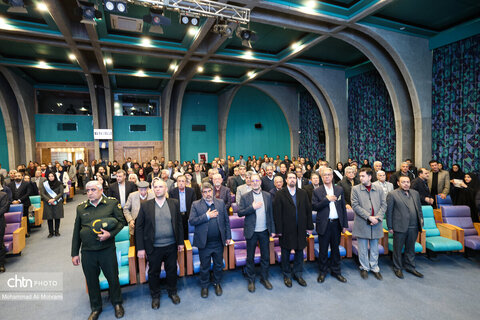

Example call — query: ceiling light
[169,63,177,70]
[188,27,198,36]
[5,0,27,14]
[242,50,254,60]
[212,20,234,38]
[213,75,221,82]
[247,71,256,79]
[78,1,102,25]
[135,70,146,77]
[141,37,151,47]
[104,1,115,11]
[399,26,406,31]
[143,8,171,35]
[103,1,127,13]
[0,17,15,30]
[37,61,51,69]
[197,66,204,73]
[114,102,120,108]
[180,14,200,26]
[68,53,76,61]
[79,107,88,112]
[36,2,49,12]
[105,57,113,65]
[116,1,126,13]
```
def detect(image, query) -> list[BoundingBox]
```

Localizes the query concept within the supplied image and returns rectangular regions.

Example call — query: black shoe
[169,293,180,304]
[55,231,60,237]
[283,276,292,288]
[214,284,222,296]
[294,276,307,287]
[151,297,160,309]
[248,281,255,293]
[88,310,102,320]
[372,271,383,280]
[48,233,54,238]
[394,269,404,279]
[360,270,368,279]
[25,233,30,238]
[201,288,208,298]
[114,304,124,318]
[332,274,347,283]
[317,273,326,283]
[0,265,5,273]
[260,279,273,290]
[406,269,424,278]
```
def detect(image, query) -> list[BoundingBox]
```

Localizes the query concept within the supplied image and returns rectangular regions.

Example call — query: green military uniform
[71,196,126,312]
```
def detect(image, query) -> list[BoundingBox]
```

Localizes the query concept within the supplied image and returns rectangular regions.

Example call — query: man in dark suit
[169,175,196,240]
[0,190,10,272]
[303,172,321,202]
[107,170,137,208]
[389,162,415,189]
[273,172,313,288]
[189,182,231,298]
[269,176,284,201]
[136,178,184,309]
[122,158,133,172]
[238,173,275,292]
[295,166,309,189]
[261,164,275,192]
[8,171,31,235]
[312,167,349,284]
[411,168,435,206]
[212,174,231,211]
[386,176,424,279]
[192,164,206,186]
[232,165,247,194]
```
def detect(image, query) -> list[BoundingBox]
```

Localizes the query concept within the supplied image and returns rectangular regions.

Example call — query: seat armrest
[128,246,137,284]
[178,245,185,276]
[228,241,235,270]
[419,229,426,253]
[13,227,26,254]
[269,237,275,265]
[433,209,443,223]
[439,223,464,252]
[34,207,43,226]
[307,235,315,261]
[184,240,193,275]
[21,217,27,237]
[437,223,458,240]
[223,246,228,271]
[138,253,147,284]
[474,223,480,236]
[343,231,352,258]
[382,229,389,254]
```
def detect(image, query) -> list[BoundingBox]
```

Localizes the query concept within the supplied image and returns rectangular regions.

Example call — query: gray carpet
[1,194,479,320]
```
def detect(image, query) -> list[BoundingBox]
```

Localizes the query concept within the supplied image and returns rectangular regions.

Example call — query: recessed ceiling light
[36,3,49,12]
[188,27,198,36]
[79,107,88,112]
[247,71,256,79]
[399,26,406,31]
[141,37,151,47]
[0,17,15,30]
[135,70,146,77]
[213,75,221,82]
[242,50,254,60]
[197,66,204,73]
[105,58,113,65]
[37,61,51,69]
[169,63,177,70]
[68,53,76,61]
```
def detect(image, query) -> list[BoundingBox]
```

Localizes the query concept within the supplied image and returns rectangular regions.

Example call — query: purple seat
[3,211,24,254]
[231,203,239,214]
[272,237,307,262]
[442,205,480,250]
[346,209,385,256]
[230,217,261,267]
[230,194,236,204]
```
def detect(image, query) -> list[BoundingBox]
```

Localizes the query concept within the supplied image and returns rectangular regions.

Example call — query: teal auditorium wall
[181,93,219,162]
[35,114,94,142]
[113,116,163,141]
[226,86,290,158]
[0,107,8,170]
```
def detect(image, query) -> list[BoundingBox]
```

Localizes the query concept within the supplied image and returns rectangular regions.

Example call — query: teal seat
[422,206,463,252]
[99,226,132,290]
[382,220,423,253]
[29,195,41,209]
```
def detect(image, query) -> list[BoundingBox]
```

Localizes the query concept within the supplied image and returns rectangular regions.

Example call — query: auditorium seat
[8,204,26,238]
[307,212,346,261]
[29,195,43,226]
[3,211,26,254]
[441,205,480,252]
[422,206,463,254]
[345,209,387,257]
[381,219,424,254]
[229,215,261,268]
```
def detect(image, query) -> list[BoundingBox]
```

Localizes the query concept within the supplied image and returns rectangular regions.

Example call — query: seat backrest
[5,212,22,224]
[231,203,238,214]
[422,206,440,237]
[115,226,129,242]
[115,227,130,267]
[231,228,246,248]
[29,195,41,208]
[5,223,21,235]
[229,215,244,229]
[9,204,23,213]
[442,205,477,236]
[436,194,453,207]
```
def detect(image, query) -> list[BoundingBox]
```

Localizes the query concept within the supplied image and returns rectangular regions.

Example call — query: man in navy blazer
[189,182,232,298]
[312,167,349,284]
[169,175,197,240]
[212,174,232,211]
[238,173,275,293]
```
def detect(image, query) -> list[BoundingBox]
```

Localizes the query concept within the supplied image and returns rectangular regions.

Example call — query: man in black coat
[8,171,31,234]
[0,190,10,272]
[107,170,137,208]
[169,175,196,240]
[212,174,231,211]
[273,172,313,288]
[136,178,184,309]
[312,167,349,284]
[410,168,435,206]
[303,172,322,203]
[261,165,275,192]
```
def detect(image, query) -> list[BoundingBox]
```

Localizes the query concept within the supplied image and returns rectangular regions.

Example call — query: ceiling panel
[255,70,298,84]
[186,81,229,93]
[110,53,171,72]
[201,63,250,78]
[0,41,71,63]
[296,37,367,66]
[19,68,86,85]
[115,75,162,90]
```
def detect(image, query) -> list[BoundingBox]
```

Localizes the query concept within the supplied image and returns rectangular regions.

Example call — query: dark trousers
[47,219,60,234]
[280,247,304,279]
[181,213,189,240]
[317,219,342,275]
[147,243,178,297]
[245,230,270,281]
[0,217,6,265]
[199,240,223,288]
[81,246,123,312]
[393,227,418,271]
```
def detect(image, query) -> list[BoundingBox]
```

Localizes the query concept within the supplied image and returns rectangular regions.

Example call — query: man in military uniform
[71,180,126,320]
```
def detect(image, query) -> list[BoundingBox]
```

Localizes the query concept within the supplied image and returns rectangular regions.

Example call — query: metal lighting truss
[129,0,250,24]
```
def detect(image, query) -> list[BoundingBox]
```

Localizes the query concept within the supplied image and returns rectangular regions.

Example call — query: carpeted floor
[1,194,479,320]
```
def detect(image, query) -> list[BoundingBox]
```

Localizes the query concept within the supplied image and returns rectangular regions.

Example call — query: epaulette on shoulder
[79,200,88,205]
[107,197,117,200]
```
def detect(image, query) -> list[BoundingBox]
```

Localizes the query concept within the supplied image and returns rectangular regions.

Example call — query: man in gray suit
[427,160,450,205]
[351,168,387,280]
[386,176,424,279]
[238,173,275,293]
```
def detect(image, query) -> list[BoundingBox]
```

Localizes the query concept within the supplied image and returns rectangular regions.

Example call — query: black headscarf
[465,173,478,192]
[449,164,465,180]
[47,173,61,190]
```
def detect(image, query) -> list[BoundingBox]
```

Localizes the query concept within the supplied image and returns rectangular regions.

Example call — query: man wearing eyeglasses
[71,180,126,320]
[238,173,276,293]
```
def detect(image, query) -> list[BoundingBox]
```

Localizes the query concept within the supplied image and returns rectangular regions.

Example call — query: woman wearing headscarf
[333,162,344,184]
[454,173,479,222]
[449,164,465,204]
[40,172,64,238]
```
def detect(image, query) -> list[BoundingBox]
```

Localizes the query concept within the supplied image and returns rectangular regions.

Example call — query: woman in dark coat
[40,172,64,238]
[455,173,479,222]
[449,164,465,204]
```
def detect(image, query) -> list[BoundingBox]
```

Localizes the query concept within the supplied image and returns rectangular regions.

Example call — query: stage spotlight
[116,1,126,13]
[77,1,102,25]
[104,1,115,11]
[143,8,170,34]
[104,1,126,13]
[236,27,257,48]
[212,20,234,38]
[4,0,29,14]
[180,14,200,26]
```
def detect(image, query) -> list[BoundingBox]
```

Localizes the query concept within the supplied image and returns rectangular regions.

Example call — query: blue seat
[185,223,225,274]
[436,194,453,209]
[382,219,424,253]
[422,206,463,252]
